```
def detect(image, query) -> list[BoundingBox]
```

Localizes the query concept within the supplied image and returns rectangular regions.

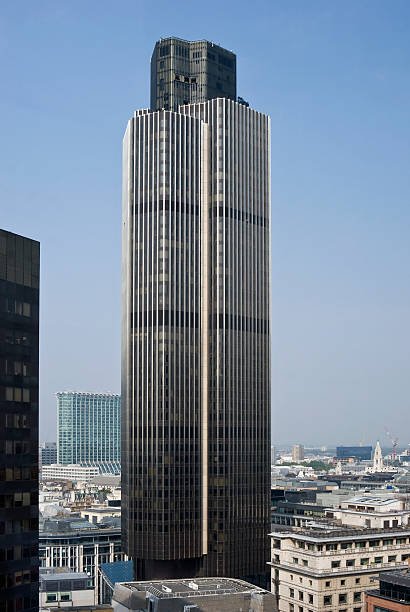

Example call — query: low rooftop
[117,578,266,599]
[89,475,121,487]
[40,516,121,534]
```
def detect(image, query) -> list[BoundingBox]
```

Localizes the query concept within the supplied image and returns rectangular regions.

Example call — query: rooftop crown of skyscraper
[150,37,237,111]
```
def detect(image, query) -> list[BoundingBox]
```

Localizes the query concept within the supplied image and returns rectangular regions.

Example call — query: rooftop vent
[188,582,199,590]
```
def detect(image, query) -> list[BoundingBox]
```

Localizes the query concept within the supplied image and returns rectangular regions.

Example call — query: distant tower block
[292,445,304,462]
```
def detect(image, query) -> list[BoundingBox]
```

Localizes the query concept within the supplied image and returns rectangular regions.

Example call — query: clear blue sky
[1,0,410,447]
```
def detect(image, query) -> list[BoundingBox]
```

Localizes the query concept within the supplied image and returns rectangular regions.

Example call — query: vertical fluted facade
[122,98,270,583]
[183,99,271,580]
[122,109,207,579]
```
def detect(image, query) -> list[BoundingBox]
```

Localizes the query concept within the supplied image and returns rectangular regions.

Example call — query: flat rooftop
[89,475,121,487]
[270,524,410,542]
[346,495,400,505]
[119,578,265,599]
[40,571,89,582]
[83,507,120,514]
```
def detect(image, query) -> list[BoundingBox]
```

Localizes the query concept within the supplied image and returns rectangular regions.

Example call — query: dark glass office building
[151,37,236,112]
[336,446,372,460]
[122,40,270,585]
[0,230,39,612]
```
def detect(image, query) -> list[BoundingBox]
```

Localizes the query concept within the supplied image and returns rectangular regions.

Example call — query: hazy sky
[1,0,410,447]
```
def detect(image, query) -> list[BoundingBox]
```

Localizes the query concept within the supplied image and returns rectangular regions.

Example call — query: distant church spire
[373,440,384,472]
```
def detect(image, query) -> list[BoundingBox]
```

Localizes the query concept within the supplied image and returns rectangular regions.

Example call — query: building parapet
[270,524,410,542]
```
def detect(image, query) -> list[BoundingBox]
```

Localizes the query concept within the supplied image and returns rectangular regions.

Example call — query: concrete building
[122,39,271,582]
[150,37,236,111]
[292,446,305,462]
[271,499,327,529]
[328,495,410,529]
[112,578,276,612]
[272,446,277,465]
[366,570,410,610]
[42,464,100,482]
[57,392,121,474]
[0,229,40,612]
[270,524,410,612]
[316,491,358,508]
[80,507,121,525]
[40,442,57,466]
[40,517,127,601]
[40,569,94,608]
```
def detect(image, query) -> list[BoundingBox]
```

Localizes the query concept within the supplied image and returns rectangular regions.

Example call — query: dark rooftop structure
[40,516,121,534]
[40,569,91,592]
[150,37,236,111]
[366,570,410,608]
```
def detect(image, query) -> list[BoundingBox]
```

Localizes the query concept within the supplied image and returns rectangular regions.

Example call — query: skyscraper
[150,37,236,111]
[122,39,270,584]
[57,392,121,473]
[0,229,40,612]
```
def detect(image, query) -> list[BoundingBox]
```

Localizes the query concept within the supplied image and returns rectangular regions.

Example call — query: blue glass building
[57,392,121,474]
[336,446,372,461]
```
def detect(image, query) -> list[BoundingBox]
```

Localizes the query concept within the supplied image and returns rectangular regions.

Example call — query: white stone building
[41,464,100,482]
[328,495,410,529]
[270,523,410,612]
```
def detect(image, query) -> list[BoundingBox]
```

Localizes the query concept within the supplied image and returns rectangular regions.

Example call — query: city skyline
[1,1,410,445]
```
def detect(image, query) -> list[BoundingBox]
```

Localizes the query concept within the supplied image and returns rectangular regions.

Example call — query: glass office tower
[57,392,121,474]
[122,40,270,585]
[151,37,236,112]
[0,229,40,612]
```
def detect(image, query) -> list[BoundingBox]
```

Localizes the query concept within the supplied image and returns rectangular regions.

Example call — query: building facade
[0,229,40,612]
[57,392,121,473]
[150,37,236,112]
[336,447,373,461]
[39,569,94,609]
[270,526,410,612]
[122,39,271,584]
[41,464,100,482]
[40,517,126,602]
[39,442,57,466]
